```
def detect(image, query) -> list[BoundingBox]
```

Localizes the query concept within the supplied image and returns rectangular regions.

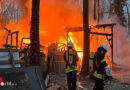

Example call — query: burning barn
[0,0,116,73]
[46,23,116,74]
[1,0,129,89]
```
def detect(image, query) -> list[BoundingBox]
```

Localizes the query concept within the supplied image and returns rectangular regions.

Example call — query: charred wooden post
[10,31,19,49]
[16,34,18,49]
[4,27,11,45]
[11,33,13,46]
[3,28,19,49]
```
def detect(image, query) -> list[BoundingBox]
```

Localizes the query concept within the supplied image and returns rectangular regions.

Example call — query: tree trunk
[97,0,100,23]
[94,0,97,20]
[128,13,130,36]
[126,3,130,36]
[80,0,90,76]
[29,0,40,66]
[113,0,126,27]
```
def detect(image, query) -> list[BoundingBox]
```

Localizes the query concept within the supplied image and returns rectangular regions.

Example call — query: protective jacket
[93,47,107,79]
[64,48,79,73]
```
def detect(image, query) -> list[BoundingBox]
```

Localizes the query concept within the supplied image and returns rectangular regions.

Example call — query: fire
[68,32,83,59]
[23,39,30,44]
[77,52,82,58]
[0,0,112,69]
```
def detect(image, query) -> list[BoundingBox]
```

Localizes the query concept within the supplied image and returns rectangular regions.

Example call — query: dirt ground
[47,73,130,90]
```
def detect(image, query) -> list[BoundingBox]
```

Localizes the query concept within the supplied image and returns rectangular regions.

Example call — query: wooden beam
[4,27,11,33]
[90,32,112,36]
[94,23,116,28]
[11,31,19,34]
[65,23,116,32]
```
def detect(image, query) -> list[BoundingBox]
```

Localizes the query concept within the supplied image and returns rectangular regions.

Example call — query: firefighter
[93,44,107,90]
[64,41,79,90]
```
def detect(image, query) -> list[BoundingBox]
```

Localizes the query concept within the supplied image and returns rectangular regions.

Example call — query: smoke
[0,0,83,50]
[0,0,28,28]
[99,16,130,66]
[0,0,28,47]
[113,23,130,83]
[100,16,130,83]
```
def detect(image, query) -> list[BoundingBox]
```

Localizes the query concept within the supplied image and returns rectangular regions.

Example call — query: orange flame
[0,0,112,69]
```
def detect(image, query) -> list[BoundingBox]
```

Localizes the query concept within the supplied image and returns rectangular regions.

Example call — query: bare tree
[94,0,97,20]
[97,0,100,22]
[125,1,130,35]
[93,0,104,22]
[0,0,27,26]
[110,0,127,27]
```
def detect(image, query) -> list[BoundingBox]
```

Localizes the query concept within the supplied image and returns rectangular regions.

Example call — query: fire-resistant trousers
[93,78,104,90]
[67,71,77,90]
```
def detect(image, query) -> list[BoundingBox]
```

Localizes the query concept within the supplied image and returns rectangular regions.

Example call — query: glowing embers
[23,39,30,44]
[77,52,83,59]
[56,42,67,52]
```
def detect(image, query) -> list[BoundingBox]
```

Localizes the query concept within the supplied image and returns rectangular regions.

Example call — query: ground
[47,73,130,90]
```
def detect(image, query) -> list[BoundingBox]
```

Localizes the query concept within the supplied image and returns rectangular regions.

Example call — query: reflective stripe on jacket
[93,59,106,79]
[65,66,78,73]
[65,49,78,73]
[93,70,103,79]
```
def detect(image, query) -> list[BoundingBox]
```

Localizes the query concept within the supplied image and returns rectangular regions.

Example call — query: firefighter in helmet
[64,41,79,90]
[93,44,107,90]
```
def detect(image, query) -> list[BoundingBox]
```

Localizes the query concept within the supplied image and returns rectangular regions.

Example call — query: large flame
[0,0,112,68]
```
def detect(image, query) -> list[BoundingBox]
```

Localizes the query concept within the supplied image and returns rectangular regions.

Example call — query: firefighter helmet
[67,41,74,47]
[100,44,107,51]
